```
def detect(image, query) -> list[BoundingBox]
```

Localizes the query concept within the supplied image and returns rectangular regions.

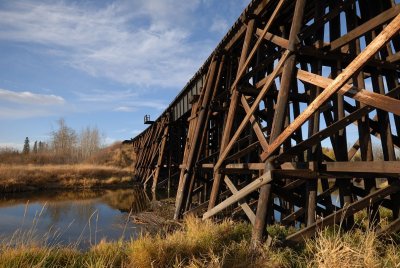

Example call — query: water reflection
[0,187,150,249]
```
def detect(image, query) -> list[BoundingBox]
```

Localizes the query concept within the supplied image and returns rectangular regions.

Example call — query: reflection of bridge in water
[129,0,400,245]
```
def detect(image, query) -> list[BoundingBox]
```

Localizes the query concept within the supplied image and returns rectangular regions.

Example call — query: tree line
[4,118,103,164]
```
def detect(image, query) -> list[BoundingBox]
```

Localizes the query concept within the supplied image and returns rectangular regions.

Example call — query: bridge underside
[131,0,400,244]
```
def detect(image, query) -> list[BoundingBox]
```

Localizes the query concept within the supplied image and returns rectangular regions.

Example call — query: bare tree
[51,118,78,163]
[79,126,102,160]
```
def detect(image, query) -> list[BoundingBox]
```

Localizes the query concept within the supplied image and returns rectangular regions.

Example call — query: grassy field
[0,164,134,193]
[0,215,399,268]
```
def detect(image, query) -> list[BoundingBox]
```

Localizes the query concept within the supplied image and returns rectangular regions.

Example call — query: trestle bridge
[130,0,400,244]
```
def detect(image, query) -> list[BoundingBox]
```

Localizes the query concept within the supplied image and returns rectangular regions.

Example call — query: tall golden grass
[0,215,399,267]
[0,164,133,193]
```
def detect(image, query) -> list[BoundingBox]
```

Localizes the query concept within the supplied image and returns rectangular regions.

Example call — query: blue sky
[0,0,250,149]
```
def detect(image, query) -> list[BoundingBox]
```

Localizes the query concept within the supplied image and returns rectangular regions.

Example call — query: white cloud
[114,106,136,112]
[0,88,64,105]
[0,0,212,89]
[0,87,67,119]
[210,18,229,34]
[114,100,167,112]
[74,89,137,102]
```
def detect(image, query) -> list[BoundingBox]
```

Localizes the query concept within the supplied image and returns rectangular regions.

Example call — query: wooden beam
[203,171,272,220]
[152,123,169,192]
[386,51,400,63]
[203,163,265,171]
[329,5,400,51]
[255,28,289,49]
[208,19,256,211]
[263,12,400,161]
[214,50,290,171]
[224,176,256,224]
[297,69,400,115]
[286,182,400,242]
[230,0,287,91]
[324,161,400,174]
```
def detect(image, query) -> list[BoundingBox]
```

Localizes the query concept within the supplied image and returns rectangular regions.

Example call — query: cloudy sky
[0,0,250,149]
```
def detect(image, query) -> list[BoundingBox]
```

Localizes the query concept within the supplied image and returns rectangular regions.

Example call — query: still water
[0,188,150,249]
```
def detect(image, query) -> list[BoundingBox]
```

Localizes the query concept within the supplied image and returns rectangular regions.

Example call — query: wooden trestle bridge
[130,0,400,244]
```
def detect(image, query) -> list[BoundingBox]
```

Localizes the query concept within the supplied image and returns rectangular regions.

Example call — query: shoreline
[0,164,136,194]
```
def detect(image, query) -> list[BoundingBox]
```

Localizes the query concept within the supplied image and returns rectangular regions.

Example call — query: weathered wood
[203,171,273,220]
[296,69,400,115]
[214,50,291,171]
[174,58,218,219]
[130,0,400,246]
[224,176,256,224]
[287,182,400,242]
[329,5,400,51]
[152,124,169,193]
[208,19,256,211]
[263,12,400,160]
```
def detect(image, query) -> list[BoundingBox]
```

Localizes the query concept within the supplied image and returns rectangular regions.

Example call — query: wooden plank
[255,28,289,49]
[174,61,215,219]
[330,5,400,51]
[298,0,357,40]
[203,171,273,220]
[377,218,400,237]
[324,161,400,174]
[214,50,291,171]
[281,207,305,225]
[230,0,286,91]
[224,176,256,224]
[296,69,400,115]
[240,96,270,152]
[224,141,260,162]
[203,163,265,171]
[286,182,400,242]
[152,124,169,192]
[386,51,400,63]
[263,13,400,160]
[224,25,246,51]
[208,19,256,211]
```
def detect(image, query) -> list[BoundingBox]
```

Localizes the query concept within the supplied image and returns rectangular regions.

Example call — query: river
[0,187,150,249]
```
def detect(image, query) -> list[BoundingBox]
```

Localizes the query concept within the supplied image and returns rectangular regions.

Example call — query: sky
[0,0,250,150]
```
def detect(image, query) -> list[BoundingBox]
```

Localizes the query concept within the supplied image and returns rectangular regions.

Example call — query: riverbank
[1,215,399,267]
[0,164,134,193]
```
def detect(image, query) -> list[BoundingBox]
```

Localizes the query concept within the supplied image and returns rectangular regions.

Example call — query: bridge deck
[131,0,400,244]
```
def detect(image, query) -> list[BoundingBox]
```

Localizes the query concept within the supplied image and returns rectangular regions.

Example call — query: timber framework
[130,0,400,244]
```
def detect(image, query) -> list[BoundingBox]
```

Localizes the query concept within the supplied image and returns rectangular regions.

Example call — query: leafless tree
[78,126,102,160]
[50,118,78,163]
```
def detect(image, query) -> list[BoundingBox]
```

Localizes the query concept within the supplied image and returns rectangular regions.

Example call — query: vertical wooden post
[208,19,255,210]
[152,122,169,193]
[174,58,218,219]
[252,0,307,245]
[251,161,274,247]
[184,55,225,212]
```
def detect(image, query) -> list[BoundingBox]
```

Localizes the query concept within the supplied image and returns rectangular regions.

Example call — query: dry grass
[84,142,136,167]
[0,142,136,168]
[306,228,380,268]
[0,164,133,193]
[0,215,399,268]
[128,215,253,267]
